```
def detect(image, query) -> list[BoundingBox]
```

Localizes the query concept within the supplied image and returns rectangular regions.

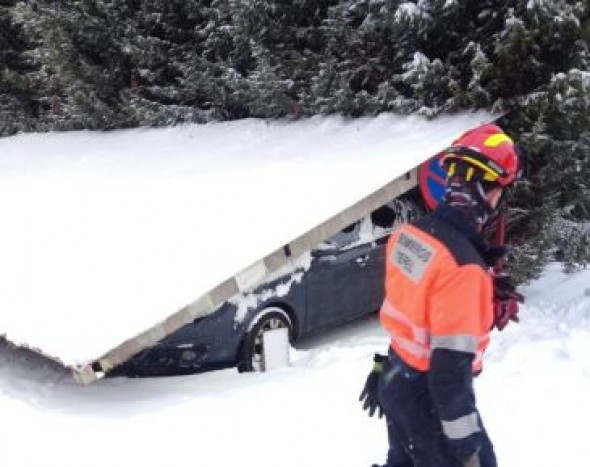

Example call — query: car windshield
[319,217,374,251]
[325,221,360,248]
[315,197,420,251]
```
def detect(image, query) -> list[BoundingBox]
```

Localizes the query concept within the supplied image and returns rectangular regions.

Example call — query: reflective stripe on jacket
[380,221,493,373]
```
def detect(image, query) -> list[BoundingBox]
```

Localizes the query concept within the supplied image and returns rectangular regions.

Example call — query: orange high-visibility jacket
[380,210,494,374]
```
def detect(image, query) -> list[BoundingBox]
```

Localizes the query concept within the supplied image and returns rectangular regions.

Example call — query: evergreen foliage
[501,68,590,281]
[0,0,38,134]
[1,0,589,280]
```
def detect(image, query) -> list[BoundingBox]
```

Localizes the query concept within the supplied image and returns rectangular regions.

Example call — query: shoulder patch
[392,231,435,283]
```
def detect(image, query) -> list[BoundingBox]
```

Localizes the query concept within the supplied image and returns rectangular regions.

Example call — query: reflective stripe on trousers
[441,412,481,440]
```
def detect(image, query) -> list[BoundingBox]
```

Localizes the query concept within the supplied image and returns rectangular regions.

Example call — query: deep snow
[1,264,589,467]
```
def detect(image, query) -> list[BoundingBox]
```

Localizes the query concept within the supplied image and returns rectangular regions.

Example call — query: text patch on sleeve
[392,231,435,283]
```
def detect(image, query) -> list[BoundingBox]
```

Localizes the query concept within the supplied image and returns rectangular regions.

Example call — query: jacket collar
[432,203,502,268]
[433,203,480,240]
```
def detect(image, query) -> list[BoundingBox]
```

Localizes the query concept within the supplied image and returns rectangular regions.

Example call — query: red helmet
[440,123,520,187]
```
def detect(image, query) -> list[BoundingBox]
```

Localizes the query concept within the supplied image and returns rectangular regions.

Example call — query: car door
[304,221,372,332]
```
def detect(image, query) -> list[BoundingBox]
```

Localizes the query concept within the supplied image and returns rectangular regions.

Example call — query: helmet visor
[442,146,510,184]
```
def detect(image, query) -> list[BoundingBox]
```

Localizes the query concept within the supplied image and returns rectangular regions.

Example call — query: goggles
[441,146,509,183]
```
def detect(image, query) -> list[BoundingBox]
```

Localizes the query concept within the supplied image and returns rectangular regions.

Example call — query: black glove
[359,353,387,418]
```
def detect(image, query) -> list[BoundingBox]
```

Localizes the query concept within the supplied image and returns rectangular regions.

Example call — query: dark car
[112,195,422,377]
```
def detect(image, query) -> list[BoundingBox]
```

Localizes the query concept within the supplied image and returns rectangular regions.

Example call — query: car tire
[237,307,293,373]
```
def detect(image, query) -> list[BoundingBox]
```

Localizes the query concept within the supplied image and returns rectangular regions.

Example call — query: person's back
[383,203,493,375]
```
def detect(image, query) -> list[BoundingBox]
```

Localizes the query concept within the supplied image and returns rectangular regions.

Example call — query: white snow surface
[0,112,491,366]
[0,264,589,467]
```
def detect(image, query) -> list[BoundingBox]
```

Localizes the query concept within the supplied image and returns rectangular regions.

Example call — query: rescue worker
[359,123,522,467]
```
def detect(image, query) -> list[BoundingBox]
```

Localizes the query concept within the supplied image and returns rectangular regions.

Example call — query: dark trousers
[377,349,497,467]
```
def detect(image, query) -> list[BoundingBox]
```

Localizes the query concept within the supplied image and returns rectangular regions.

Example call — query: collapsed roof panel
[0,112,492,382]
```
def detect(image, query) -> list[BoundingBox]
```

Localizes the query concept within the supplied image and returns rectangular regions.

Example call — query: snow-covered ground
[1,264,589,467]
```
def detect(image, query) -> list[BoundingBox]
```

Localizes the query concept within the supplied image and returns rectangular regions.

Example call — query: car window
[371,204,397,230]
[324,221,361,248]
[318,197,423,251]
[370,198,419,240]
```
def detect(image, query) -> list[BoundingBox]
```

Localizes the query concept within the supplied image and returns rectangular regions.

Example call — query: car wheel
[238,307,293,373]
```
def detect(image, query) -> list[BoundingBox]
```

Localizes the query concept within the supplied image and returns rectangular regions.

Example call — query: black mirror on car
[371,205,397,229]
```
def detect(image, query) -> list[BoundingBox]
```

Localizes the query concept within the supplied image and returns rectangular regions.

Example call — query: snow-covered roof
[0,112,491,382]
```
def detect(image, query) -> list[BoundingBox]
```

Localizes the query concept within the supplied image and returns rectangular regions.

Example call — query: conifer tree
[114,0,215,125]
[230,0,339,117]
[0,0,37,135]
[13,0,130,130]
[502,69,590,281]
